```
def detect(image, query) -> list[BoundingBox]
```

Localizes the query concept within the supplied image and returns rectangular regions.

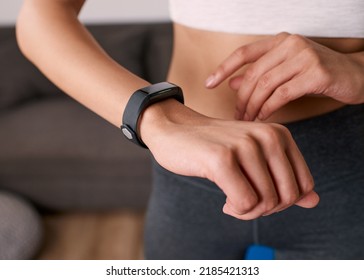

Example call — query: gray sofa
[0,22,173,258]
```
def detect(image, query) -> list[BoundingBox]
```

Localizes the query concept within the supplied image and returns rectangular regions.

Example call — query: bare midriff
[168,23,364,123]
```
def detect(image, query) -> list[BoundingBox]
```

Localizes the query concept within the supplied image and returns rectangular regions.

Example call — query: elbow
[16,0,45,63]
[16,2,33,60]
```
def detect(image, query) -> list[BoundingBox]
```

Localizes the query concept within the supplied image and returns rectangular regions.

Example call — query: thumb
[295,190,320,208]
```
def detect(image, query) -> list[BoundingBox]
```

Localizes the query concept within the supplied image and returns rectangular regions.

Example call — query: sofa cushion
[0,28,64,111]
[0,97,152,210]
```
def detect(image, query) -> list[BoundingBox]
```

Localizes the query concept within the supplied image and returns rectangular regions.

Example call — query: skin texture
[16,0,364,220]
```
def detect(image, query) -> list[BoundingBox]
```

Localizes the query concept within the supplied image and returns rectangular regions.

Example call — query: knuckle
[275,32,290,43]
[229,195,258,215]
[257,73,272,90]
[274,124,292,138]
[276,85,292,102]
[277,31,290,38]
[243,67,257,82]
[233,47,246,60]
[281,191,300,206]
[262,126,287,151]
[271,124,296,147]
[258,104,270,120]
[286,34,307,49]
[262,197,279,212]
[240,135,260,154]
[239,195,259,213]
[246,104,260,118]
[300,176,315,193]
[216,63,229,76]
[259,124,281,144]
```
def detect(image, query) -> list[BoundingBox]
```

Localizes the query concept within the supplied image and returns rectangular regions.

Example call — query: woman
[16,0,364,259]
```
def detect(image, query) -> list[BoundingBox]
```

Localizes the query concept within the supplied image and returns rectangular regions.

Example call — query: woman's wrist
[348,51,364,104]
[138,99,209,149]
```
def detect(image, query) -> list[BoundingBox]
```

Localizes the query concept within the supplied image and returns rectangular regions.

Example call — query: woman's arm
[16,0,319,220]
[16,0,150,126]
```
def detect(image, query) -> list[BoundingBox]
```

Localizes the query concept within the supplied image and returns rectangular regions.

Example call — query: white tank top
[169,0,364,38]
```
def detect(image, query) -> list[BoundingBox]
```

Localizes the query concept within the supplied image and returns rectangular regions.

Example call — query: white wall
[0,0,170,25]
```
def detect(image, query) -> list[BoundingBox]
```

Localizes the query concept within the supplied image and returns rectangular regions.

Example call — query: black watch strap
[121,82,184,148]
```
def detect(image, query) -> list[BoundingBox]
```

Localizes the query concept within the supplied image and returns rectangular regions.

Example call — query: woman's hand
[205,32,364,121]
[140,99,319,220]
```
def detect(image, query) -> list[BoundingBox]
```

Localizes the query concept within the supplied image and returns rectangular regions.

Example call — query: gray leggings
[144,104,364,260]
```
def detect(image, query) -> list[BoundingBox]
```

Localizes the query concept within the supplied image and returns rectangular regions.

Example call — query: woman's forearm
[16,0,149,127]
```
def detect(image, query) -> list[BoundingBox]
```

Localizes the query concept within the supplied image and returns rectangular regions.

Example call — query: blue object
[245,245,275,260]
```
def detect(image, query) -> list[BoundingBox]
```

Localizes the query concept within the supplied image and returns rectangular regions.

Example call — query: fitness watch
[121,82,184,148]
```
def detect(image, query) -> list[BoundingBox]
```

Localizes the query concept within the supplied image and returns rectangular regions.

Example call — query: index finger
[205,33,289,88]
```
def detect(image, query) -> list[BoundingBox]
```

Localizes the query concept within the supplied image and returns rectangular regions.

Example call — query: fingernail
[205,75,216,88]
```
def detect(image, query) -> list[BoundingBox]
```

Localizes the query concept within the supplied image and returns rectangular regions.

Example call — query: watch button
[122,127,133,140]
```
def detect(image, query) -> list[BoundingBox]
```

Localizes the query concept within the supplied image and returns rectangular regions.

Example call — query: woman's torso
[167,0,364,123]
[168,24,364,123]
